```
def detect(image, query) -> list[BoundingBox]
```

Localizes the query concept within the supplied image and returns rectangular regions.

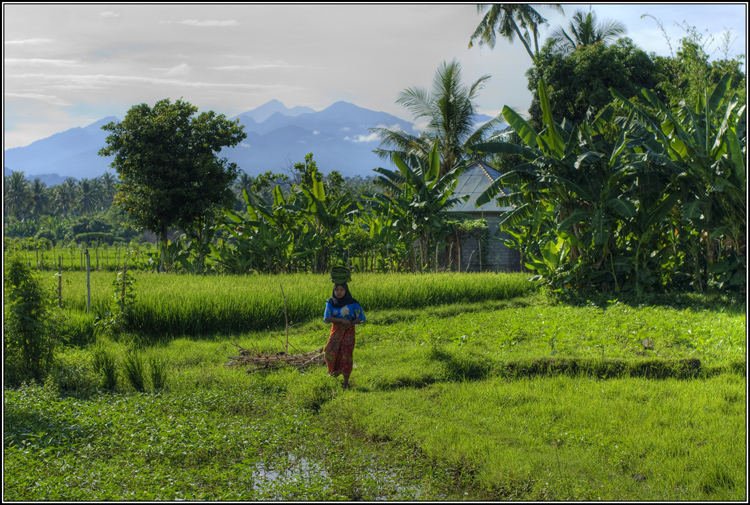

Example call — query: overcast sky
[3,3,747,149]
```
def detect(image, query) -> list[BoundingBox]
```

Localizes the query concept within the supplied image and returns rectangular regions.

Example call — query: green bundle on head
[330,266,351,284]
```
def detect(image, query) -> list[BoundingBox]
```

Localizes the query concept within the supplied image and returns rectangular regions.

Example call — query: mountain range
[4,99,498,185]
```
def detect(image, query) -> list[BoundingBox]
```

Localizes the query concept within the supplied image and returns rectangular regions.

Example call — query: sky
[3,3,747,150]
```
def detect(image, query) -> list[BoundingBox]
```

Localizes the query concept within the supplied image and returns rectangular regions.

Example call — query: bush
[4,253,61,387]
[35,230,56,246]
[75,232,116,245]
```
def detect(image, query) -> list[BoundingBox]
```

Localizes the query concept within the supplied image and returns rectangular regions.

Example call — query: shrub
[35,231,56,246]
[4,253,61,387]
[74,232,116,245]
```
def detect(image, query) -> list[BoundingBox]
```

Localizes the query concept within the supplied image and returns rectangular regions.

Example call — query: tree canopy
[99,98,246,269]
[526,37,660,130]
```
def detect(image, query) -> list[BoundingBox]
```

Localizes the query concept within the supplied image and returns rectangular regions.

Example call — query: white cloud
[347,132,379,143]
[156,63,191,76]
[211,61,314,71]
[100,11,120,18]
[179,19,239,27]
[12,72,306,93]
[4,38,54,45]
[312,130,319,135]
[340,126,350,132]
[5,58,82,68]
[5,92,72,106]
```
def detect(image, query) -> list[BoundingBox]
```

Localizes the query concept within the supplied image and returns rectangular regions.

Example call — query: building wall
[455,213,522,272]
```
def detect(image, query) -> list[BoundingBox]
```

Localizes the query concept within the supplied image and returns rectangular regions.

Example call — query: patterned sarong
[324,323,355,379]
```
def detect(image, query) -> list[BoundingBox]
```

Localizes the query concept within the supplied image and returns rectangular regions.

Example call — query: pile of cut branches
[226,343,325,374]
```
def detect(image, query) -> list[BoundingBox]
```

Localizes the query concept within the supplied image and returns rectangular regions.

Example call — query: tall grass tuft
[91,345,118,391]
[122,348,146,392]
[148,356,170,393]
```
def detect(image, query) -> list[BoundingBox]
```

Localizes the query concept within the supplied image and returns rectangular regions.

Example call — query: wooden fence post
[85,249,91,313]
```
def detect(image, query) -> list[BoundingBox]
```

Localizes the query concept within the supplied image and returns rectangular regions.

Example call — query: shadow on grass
[428,347,494,382]
[363,355,745,393]
[556,290,746,315]
[497,356,710,380]
[4,404,95,454]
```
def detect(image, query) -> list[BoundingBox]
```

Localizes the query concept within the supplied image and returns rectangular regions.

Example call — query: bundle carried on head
[329,265,351,284]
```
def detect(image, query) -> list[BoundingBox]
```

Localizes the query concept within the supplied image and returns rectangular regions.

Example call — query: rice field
[54,271,535,339]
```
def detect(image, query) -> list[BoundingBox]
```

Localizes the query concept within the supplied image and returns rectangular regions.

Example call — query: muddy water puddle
[248,452,445,500]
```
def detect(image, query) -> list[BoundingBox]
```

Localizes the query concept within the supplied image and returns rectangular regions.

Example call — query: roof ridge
[474,161,498,182]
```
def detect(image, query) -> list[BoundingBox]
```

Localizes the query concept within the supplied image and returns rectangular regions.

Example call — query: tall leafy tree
[472,80,637,291]
[549,8,626,55]
[99,98,247,271]
[371,59,504,177]
[526,37,659,130]
[651,24,746,111]
[468,4,564,59]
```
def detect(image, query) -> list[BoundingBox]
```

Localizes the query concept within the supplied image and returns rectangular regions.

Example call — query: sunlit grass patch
[325,373,746,501]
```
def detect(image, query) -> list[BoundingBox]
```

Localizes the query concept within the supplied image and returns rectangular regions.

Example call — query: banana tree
[373,141,468,272]
[216,187,312,273]
[470,79,637,290]
[299,178,358,273]
[612,72,746,292]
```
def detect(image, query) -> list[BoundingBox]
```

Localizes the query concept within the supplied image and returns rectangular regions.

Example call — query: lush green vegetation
[4,282,746,500]
[4,6,747,502]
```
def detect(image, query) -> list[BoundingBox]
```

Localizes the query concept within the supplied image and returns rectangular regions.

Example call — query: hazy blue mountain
[234,99,316,123]
[4,116,118,181]
[3,100,505,182]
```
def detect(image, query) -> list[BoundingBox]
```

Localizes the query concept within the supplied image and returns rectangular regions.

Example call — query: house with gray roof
[444,161,522,272]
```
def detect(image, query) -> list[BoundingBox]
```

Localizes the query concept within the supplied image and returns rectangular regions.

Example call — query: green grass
[4,284,747,501]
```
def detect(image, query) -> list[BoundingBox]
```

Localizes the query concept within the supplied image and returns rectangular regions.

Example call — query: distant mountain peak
[236,100,316,123]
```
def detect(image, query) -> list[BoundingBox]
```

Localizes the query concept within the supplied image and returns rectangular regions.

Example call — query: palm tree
[469,4,564,59]
[53,178,78,217]
[29,178,50,217]
[4,171,32,219]
[98,172,118,206]
[549,8,627,55]
[77,178,101,215]
[370,59,504,177]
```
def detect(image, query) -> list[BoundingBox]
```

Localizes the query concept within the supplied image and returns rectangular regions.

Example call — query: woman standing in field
[324,282,365,389]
